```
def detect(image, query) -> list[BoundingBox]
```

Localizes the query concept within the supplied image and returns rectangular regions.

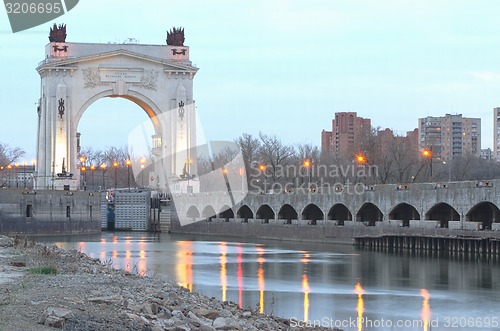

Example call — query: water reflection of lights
[219,243,228,302]
[175,241,193,292]
[355,283,365,331]
[237,244,243,308]
[302,273,310,322]
[257,246,265,314]
[301,251,310,322]
[421,289,431,331]
[137,240,147,276]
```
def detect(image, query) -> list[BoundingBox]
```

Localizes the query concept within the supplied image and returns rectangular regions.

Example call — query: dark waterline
[39,232,500,331]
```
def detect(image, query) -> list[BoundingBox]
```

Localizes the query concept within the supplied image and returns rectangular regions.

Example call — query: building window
[89,205,93,219]
[26,204,33,217]
[66,206,70,218]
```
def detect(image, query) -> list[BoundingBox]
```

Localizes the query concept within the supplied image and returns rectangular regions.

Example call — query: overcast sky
[1,0,500,161]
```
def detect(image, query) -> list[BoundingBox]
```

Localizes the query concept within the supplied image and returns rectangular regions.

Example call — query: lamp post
[126,160,131,190]
[140,157,146,187]
[90,165,96,189]
[14,163,19,188]
[7,164,12,188]
[81,166,87,190]
[113,162,118,189]
[259,164,266,193]
[100,163,107,188]
[303,159,312,186]
[22,161,27,189]
[422,147,433,178]
[355,153,368,184]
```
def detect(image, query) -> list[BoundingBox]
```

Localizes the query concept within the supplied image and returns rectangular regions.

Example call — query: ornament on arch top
[49,23,67,43]
[166,27,185,46]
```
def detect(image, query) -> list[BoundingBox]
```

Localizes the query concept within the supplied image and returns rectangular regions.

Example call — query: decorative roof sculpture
[166,27,185,46]
[49,23,66,42]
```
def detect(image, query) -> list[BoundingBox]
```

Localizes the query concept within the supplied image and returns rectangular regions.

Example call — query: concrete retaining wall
[0,189,101,236]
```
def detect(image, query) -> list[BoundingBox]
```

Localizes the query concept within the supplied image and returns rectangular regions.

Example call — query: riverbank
[0,235,338,331]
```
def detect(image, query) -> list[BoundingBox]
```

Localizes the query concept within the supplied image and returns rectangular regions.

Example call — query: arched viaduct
[171,180,500,240]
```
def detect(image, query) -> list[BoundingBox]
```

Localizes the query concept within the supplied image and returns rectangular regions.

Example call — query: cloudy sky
[1,0,500,161]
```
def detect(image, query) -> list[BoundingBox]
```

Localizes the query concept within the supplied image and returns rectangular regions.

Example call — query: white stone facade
[36,41,198,190]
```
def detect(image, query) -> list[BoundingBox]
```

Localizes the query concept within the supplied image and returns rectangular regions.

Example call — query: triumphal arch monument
[35,25,198,191]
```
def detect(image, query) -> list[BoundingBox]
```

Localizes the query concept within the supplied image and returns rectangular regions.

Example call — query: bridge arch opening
[425,203,459,228]
[219,205,234,222]
[186,205,200,220]
[356,203,383,226]
[389,203,420,227]
[256,204,275,223]
[278,204,298,224]
[302,204,324,224]
[466,201,500,230]
[237,205,253,222]
[201,205,217,222]
[327,204,352,225]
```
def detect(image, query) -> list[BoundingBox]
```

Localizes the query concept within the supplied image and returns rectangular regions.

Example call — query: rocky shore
[0,235,339,331]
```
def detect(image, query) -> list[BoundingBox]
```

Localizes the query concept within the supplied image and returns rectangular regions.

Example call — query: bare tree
[0,142,25,166]
[258,132,295,186]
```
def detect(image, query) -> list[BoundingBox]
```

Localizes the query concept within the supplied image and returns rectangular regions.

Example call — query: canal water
[44,232,500,331]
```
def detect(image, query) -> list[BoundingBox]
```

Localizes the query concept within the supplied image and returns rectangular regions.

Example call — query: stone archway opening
[327,204,352,225]
[186,206,200,220]
[219,205,234,222]
[425,203,460,228]
[201,205,217,222]
[389,203,420,227]
[466,201,500,230]
[76,97,155,190]
[278,204,298,224]
[356,202,383,226]
[302,204,324,225]
[237,205,253,222]
[256,204,275,223]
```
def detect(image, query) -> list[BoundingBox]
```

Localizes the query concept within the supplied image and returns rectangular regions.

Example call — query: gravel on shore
[0,235,339,331]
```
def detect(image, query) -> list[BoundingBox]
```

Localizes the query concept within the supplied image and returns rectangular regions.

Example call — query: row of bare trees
[196,132,500,192]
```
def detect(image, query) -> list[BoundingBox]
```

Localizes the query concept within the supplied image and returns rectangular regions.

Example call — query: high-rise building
[418,114,481,160]
[321,112,371,157]
[494,107,500,161]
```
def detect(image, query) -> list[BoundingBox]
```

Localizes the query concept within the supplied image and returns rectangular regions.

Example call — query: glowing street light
[355,154,366,164]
